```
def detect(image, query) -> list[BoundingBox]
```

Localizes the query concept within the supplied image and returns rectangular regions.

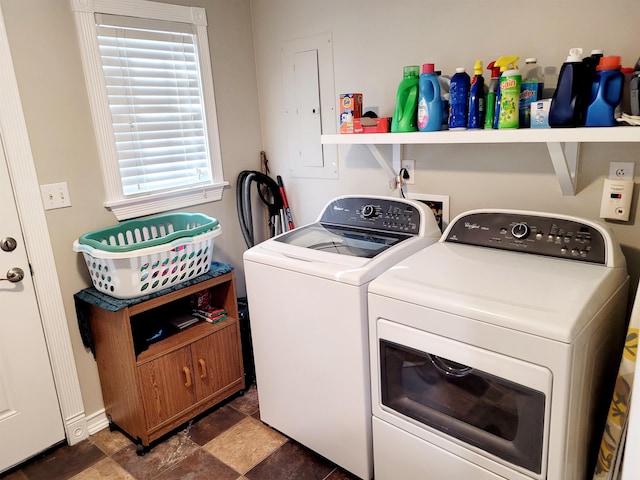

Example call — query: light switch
[40,182,71,210]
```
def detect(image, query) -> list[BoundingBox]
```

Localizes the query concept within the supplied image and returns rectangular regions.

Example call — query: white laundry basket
[73,213,221,299]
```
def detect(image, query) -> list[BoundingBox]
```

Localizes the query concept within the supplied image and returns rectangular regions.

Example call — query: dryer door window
[380,339,546,474]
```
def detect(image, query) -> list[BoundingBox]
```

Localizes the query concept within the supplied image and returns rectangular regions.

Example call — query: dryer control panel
[319,197,423,234]
[445,212,606,264]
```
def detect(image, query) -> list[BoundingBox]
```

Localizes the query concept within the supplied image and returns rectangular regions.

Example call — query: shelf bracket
[366,144,403,190]
[547,142,580,196]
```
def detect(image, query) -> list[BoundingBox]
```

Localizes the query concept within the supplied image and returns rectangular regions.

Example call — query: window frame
[71,0,226,220]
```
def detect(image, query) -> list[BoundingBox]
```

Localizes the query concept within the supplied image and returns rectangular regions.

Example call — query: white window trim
[71,0,226,220]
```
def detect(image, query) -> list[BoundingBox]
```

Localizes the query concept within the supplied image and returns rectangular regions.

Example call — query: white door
[0,136,64,473]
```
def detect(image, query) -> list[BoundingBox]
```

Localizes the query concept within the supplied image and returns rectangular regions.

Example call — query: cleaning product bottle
[436,71,451,128]
[621,66,634,115]
[484,61,500,129]
[448,67,470,130]
[631,71,640,116]
[495,56,521,129]
[492,56,518,128]
[417,63,442,132]
[585,56,624,127]
[584,49,604,85]
[467,60,485,129]
[519,58,544,127]
[391,65,420,132]
[549,48,591,127]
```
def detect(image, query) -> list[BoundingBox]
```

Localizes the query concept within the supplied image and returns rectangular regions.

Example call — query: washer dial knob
[361,204,376,218]
[511,222,530,239]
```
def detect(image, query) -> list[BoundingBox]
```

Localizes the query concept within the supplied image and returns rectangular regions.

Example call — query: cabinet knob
[183,366,192,388]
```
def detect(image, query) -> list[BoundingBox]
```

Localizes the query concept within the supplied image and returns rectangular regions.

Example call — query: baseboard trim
[86,409,109,436]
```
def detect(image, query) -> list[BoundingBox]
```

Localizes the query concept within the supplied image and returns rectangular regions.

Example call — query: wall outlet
[401,159,415,185]
[609,162,635,180]
[40,182,71,210]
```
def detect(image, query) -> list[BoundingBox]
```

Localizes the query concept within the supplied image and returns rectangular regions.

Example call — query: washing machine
[368,209,629,480]
[243,195,442,479]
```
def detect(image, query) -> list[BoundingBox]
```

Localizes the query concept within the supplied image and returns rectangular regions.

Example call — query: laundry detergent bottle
[448,67,470,130]
[549,48,591,127]
[467,60,485,129]
[417,63,442,132]
[437,72,451,128]
[586,56,624,127]
[391,65,420,132]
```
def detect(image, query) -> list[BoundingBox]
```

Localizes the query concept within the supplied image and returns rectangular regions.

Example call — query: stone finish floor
[1,386,359,480]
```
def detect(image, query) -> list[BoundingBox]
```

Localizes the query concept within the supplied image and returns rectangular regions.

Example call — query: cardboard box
[353,117,390,134]
[531,99,551,129]
[340,93,363,133]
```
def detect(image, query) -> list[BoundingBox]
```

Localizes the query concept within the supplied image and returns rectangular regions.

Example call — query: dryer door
[374,319,552,478]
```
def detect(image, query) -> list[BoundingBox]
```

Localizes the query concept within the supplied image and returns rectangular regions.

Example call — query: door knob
[0,237,17,252]
[1,267,24,283]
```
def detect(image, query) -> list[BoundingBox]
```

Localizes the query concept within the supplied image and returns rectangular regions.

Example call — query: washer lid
[244,195,443,286]
[369,241,628,342]
[273,222,413,258]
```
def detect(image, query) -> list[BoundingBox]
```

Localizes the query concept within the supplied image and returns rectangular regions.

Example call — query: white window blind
[96,14,212,197]
[72,0,226,220]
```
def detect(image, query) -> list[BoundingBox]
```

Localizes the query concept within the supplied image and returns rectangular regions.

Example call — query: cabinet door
[138,346,197,429]
[192,322,243,400]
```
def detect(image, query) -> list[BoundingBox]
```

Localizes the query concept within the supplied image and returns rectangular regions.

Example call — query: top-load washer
[368,209,629,480]
[243,195,442,479]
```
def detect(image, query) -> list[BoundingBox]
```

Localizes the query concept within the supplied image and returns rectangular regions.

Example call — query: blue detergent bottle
[391,65,420,132]
[417,63,442,132]
[467,60,485,129]
[549,48,591,127]
[586,56,624,127]
[449,67,470,130]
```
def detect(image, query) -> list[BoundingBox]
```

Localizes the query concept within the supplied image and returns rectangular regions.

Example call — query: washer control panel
[319,197,422,234]
[445,212,606,264]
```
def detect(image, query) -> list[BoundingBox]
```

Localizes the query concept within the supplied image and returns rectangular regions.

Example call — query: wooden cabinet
[85,271,244,449]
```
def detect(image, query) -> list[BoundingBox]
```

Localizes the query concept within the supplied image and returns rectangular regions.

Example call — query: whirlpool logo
[464,222,480,230]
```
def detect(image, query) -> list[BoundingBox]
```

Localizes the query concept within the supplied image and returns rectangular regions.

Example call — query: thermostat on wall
[599,178,634,221]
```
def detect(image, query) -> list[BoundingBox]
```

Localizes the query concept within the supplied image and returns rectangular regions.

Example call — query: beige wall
[0,0,261,417]
[2,0,640,425]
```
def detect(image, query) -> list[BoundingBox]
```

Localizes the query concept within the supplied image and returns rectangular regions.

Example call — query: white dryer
[368,209,629,480]
[243,195,442,479]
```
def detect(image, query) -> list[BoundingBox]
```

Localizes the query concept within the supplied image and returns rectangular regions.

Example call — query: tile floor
[1,385,359,480]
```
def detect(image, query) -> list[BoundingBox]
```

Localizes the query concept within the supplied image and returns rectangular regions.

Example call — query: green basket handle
[78,213,219,253]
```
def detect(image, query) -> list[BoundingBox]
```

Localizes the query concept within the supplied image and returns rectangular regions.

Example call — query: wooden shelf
[321,126,640,195]
[136,317,236,365]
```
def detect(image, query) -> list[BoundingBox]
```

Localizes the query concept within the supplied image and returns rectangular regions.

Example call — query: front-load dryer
[243,195,442,479]
[368,209,629,480]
